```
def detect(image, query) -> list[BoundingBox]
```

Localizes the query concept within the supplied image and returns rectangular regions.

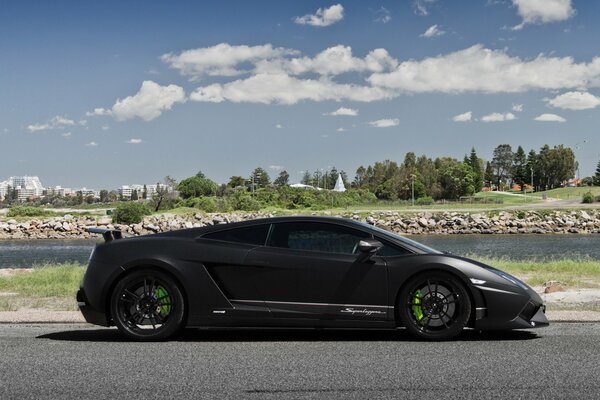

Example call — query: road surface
[0,323,599,399]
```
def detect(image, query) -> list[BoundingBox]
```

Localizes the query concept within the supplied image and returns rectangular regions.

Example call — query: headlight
[489,269,529,290]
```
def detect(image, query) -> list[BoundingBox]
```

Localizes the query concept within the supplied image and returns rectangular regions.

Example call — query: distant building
[118,183,171,200]
[332,174,346,192]
[0,176,45,202]
[46,186,75,197]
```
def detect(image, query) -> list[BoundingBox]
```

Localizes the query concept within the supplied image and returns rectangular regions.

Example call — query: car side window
[203,224,269,246]
[375,238,413,257]
[268,222,369,255]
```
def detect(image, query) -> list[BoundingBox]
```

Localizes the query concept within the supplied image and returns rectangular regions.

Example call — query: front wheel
[110,269,185,341]
[398,272,471,341]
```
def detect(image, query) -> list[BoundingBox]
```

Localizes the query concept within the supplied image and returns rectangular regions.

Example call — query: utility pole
[411,174,415,206]
[530,167,534,198]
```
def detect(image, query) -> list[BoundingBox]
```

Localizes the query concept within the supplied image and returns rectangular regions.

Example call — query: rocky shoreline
[1,209,600,239]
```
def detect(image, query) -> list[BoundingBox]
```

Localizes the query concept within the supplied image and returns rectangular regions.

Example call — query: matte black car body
[78,216,548,339]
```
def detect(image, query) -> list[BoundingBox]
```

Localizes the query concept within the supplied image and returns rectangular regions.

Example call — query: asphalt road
[1,323,599,399]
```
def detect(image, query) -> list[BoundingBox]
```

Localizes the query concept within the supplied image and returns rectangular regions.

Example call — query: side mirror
[356,239,383,263]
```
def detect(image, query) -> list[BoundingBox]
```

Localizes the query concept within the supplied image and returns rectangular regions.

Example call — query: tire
[398,271,471,341]
[110,269,185,341]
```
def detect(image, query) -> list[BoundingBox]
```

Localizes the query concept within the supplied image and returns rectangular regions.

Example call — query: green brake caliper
[412,290,424,323]
[154,286,171,315]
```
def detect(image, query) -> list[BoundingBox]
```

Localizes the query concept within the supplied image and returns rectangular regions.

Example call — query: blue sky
[1,0,599,188]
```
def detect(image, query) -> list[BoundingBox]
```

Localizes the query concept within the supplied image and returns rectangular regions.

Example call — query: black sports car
[78,216,548,341]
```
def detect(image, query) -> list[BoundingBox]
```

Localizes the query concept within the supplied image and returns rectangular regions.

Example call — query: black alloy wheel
[398,272,471,340]
[110,269,185,341]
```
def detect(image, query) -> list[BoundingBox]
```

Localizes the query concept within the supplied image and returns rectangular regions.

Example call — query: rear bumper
[77,288,109,327]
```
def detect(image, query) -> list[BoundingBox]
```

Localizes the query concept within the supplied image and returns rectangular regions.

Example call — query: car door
[198,223,271,318]
[244,221,390,321]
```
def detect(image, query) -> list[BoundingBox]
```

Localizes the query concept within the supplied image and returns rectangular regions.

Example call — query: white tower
[333,174,346,192]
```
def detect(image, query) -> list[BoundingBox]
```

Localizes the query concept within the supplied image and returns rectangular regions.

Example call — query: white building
[118,184,169,200]
[0,176,45,201]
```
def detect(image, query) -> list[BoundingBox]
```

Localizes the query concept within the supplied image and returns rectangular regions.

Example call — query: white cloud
[369,118,399,128]
[27,123,51,132]
[161,43,298,78]
[336,127,347,132]
[413,0,436,16]
[547,91,600,110]
[534,113,566,122]
[325,107,358,116]
[368,44,600,94]
[101,125,110,131]
[85,141,98,147]
[294,4,344,27]
[255,46,398,76]
[269,165,283,171]
[86,108,113,117]
[27,115,75,132]
[155,43,600,108]
[481,112,516,122]
[126,138,143,144]
[373,7,392,23]
[190,73,394,105]
[61,132,72,138]
[512,0,575,30]
[275,124,284,129]
[111,81,186,121]
[512,103,524,112]
[421,24,445,38]
[452,111,473,122]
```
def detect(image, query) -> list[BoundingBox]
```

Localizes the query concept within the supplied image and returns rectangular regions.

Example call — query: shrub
[192,197,217,213]
[230,190,262,211]
[582,192,595,204]
[415,196,434,206]
[7,206,52,218]
[112,202,149,224]
[516,210,527,219]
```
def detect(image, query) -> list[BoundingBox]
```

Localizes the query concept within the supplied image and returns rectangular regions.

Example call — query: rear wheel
[110,269,185,341]
[398,272,471,341]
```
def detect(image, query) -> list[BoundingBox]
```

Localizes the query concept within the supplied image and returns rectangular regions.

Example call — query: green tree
[327,167,339,189]
[439,161,476,199]
[512,146,528,191]
[99,190,109,203]
[526,149,538,190]
[227,176,246,188]
[547,145,576,187]
[491,144,513,190]
[595,160,600,186]
[301,170,312,185]
[250,167,270,189]
[131,189,139,201]
[142,184,147,200]
[468,147,484,192]
[353,166,367,188]
[274,170,290,187]
[177,176,217,199]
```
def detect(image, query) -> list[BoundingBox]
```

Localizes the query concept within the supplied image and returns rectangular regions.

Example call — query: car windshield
[355,221,442,254]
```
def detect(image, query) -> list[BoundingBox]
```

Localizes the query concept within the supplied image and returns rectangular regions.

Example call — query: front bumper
[76,288,109,326]
[473,284,549,330]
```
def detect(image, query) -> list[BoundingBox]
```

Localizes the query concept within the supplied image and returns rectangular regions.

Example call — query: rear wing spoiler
[87,227,123,242]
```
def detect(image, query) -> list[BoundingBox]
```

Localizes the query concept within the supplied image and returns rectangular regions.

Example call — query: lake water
[1,235,599,269]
